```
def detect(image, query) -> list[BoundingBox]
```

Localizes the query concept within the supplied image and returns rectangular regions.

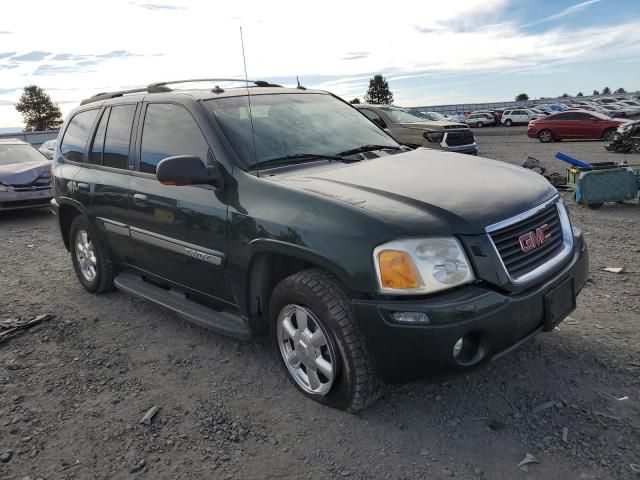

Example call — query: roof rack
[80,78,282,105]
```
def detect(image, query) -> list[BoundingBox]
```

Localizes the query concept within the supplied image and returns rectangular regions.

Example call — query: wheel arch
[243,239,355,335]
[57,198,87,251]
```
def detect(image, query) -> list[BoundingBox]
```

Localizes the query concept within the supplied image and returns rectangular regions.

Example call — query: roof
[0,138,29,145]
[79,79,328,106]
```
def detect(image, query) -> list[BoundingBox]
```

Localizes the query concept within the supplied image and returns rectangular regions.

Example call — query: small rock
[562,427,569,443]
[340,470,351,477]
[419,449,429,456]
[129,458,146,473]
[0,450,14,463]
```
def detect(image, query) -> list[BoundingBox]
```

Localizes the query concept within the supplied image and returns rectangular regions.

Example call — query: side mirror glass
[156,155,223,189]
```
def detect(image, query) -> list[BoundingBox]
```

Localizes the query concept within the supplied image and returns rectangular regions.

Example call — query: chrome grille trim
[485,196,574,285]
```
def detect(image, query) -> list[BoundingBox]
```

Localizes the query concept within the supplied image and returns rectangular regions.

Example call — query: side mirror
[156,155,223,189]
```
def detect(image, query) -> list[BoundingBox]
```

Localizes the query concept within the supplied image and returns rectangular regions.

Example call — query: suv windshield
[0,144,47,166]
[377,107,429,123]
[420,111,446,121]
[206,93,397,168]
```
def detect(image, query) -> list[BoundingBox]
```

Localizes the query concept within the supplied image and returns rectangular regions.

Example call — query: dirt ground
[1,133,639,480]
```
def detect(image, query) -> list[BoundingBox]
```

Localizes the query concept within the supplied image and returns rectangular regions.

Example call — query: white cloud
[523,0,603,27]
[0,0,637,127]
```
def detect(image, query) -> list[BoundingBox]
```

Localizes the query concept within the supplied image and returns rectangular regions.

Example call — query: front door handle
[77,182,90,192]
[133,193,148,205]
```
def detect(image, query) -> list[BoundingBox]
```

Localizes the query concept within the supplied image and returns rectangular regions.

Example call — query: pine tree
[364,75,393,105]
[576,92,583,97]
[515,93,529,101]
[614,87,626,94]
[15,85,63,131]
[350,98,361,104]
[593,90,600,95]
[602,86,611,95]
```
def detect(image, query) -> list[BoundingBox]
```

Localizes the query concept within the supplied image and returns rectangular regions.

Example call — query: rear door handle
[133,193,148,205]
[77,182,90,192]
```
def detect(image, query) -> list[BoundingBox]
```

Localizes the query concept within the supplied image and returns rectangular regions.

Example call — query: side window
[573,113,591,121]
[359,108,387,128]
[140,103,209,174]
[60,109,99,162]
[89,108,109,165]
[102,105,136,169]
[550,113,569,120]
[504,111,511,116]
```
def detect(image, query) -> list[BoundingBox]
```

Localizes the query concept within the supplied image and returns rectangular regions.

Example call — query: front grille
[0,197,52,209]
[12,185,51,192]
[445,130,475,146]
[489,203,564,279]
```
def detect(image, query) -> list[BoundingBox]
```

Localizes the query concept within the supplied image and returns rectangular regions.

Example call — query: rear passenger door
[127,102,234,304]
[80,103,138,263]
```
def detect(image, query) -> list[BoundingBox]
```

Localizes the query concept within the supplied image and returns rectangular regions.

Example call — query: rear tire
[603,128,616,142]
[69,216,114,293]
[538,129,554,143]
[476,122,483,128]
[269,269,381,412]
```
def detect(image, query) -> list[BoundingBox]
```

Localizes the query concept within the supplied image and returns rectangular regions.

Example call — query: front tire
[476,122,483,128]
[69,216,114,293]
[505,119,513,126]
[270,269,380,412]
[538,129,554,143]
[603,128,616,142]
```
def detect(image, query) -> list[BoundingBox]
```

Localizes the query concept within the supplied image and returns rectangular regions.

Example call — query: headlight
[0,185,8,192]
[374,237,475,294]
[423,131,444,142]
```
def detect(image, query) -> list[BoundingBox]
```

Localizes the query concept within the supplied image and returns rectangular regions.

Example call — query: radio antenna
[240,27,259,176]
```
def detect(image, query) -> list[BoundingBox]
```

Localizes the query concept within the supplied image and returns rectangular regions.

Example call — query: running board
[114,272,251,340]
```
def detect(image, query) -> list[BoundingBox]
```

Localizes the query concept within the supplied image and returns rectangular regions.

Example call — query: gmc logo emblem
[519,224,551,253]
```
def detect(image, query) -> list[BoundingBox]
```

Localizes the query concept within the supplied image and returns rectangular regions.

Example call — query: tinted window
[60,109,99,162]
[90,109,109,164]
[140,103,209,174]
[360,108,386,126]
[102,105,136,169]
[549,113,572,120]
[573,112,593,120]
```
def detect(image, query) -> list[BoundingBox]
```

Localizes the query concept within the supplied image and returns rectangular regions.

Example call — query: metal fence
[0,130,59,148]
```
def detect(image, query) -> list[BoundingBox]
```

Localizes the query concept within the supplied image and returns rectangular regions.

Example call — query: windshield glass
[205,93,397,167]
[0,144,47,166]
[377,106,430,123]
[420,111,446,121]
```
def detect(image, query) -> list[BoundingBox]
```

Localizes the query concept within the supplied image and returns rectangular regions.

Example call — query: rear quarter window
[60,109,100,162]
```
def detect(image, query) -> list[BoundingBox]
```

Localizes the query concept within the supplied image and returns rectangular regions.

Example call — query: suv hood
[398,121,468,130]
[273,149,556,236]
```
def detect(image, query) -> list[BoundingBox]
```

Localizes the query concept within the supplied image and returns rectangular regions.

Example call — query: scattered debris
[603,267,624,274]
[630,464,640,474]
[0,450,13,463]
[594,324,605,329]
[129,458,146,473]
[517,453,540,472]
[532,401,557,413]
[0,314,53,343]
[140,406,160,426]
[562,427,569,443]
[564,317,580,325]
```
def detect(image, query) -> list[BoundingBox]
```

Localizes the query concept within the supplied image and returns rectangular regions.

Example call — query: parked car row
[439,95,640,129]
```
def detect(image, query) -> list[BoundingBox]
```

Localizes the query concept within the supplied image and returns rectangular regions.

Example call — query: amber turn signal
[378,250,421,289]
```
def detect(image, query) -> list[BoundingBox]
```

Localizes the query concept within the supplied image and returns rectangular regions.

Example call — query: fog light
[391,311,430,324]
[453,338,464,358]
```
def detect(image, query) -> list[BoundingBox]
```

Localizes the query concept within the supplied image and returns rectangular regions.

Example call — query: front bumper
[353,229,589,382]
[0,188,53,211]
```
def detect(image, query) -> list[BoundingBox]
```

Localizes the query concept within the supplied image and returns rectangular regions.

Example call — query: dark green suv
[52,79,589,411]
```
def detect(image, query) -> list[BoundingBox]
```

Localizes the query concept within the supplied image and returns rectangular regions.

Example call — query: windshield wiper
[336,144,402,157]
[251,153,345,170]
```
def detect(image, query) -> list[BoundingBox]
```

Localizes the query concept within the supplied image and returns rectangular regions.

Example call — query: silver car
[0,139,53,211]
[38,139,57,160]
[355,104,478,154]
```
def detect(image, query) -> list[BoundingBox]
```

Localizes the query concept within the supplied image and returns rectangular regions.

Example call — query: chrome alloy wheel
[539,130,553,142]
[277,304,335,396]
[75,229,97,282]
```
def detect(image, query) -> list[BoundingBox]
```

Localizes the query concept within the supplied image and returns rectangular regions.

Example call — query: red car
[527,110,627,143]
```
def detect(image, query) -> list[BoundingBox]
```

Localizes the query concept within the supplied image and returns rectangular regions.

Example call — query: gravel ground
[1,133,639,480]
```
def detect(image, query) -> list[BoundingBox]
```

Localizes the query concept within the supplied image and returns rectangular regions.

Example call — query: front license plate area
[543,277,576,331]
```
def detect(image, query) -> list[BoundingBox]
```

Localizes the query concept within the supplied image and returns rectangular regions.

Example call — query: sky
[1,0,639,129]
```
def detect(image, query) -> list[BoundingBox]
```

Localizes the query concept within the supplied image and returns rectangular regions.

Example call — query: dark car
[0,139,53,211]
[527,110,627,143]
[52,79,589,411]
